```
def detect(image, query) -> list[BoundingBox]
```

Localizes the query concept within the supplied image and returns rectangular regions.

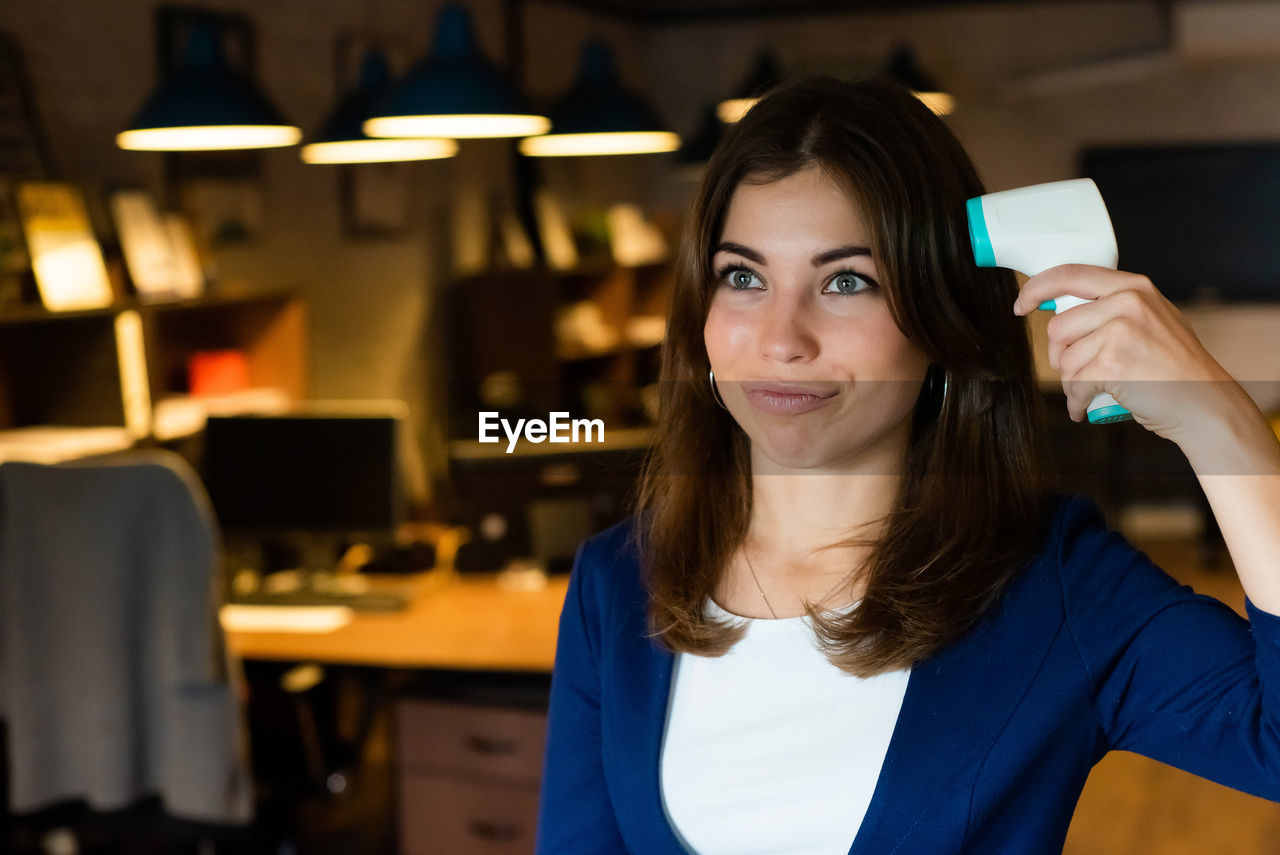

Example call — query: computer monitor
[201,407,406,570]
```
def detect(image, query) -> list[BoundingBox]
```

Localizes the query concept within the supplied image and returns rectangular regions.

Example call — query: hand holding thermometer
[966,178,1133,425]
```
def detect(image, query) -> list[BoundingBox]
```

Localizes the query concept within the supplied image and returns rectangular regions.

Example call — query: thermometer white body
[967,178,1131,424]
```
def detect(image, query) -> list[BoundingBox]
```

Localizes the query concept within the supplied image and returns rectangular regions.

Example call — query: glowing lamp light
[363,3,548,140]
[716,51,780,125]
[519,40,680,158]
[117,21,300,151]
[301,51,457,163]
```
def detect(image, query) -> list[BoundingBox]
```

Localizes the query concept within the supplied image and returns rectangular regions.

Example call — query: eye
[717,264,763,291]
[822,270,876,295]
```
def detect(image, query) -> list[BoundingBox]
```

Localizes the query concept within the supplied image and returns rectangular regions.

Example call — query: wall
[6,0,1280,503]
[3,0,642,504]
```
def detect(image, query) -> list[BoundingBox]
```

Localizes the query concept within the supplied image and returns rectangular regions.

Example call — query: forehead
[719,166,870,245]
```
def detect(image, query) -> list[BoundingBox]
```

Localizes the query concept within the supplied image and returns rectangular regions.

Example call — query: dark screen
[202,414,402,534]
[1083,144,1280,303]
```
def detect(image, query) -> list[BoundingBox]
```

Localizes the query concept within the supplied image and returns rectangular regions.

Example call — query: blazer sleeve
[536,537,630,853]
[1057,495,1280,799]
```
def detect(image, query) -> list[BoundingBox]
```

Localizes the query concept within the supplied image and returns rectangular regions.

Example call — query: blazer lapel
[848,563,1063,854]
[608,582,688,852]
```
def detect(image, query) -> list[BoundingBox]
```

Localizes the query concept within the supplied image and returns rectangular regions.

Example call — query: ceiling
[545,0,1060,25]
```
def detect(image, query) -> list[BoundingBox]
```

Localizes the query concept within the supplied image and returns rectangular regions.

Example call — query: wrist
[1176,388,1280,477]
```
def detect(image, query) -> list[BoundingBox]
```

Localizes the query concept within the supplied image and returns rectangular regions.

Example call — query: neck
[746,426,907,558]
[748,469,900,559]
[715,428,908,618]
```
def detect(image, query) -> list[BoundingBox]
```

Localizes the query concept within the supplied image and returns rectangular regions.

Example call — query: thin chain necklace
[741,546,851,620]
[741,548,779,619]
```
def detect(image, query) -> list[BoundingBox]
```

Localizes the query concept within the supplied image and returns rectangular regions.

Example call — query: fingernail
[1038,300,1057,312]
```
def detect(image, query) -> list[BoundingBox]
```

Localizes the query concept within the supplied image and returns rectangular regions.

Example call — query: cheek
[703,303,750,364]
[829,315,928,382]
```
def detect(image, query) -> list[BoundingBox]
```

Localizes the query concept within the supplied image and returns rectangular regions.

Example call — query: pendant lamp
[886,45,954,116]
[518,40,680,157]
[302,50,457,164]
[363,3,548,140]
[716,51,780,124]
[117,21,301,151]
[676,103,727,175]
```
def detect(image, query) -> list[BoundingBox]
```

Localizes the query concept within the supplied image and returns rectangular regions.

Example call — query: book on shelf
[16,182,114,311]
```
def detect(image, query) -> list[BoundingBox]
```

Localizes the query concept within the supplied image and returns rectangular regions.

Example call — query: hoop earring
[709,369,728,410]
[929,366,951,413]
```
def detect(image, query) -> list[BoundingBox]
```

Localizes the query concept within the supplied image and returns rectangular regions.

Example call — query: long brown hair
[636,76,1055,676]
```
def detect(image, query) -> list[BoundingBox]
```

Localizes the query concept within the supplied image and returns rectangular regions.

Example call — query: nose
[759,291,820,363]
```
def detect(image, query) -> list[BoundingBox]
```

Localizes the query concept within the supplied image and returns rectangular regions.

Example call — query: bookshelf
[447,262,670,441]
[0,292,306,460]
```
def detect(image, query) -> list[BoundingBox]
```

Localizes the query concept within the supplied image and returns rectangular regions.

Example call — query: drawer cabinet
[399,775,541,855]
[396,698,547,855]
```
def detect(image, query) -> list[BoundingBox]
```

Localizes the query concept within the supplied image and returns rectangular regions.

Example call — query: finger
[1043,299,1110,372]
[1057,321,1107,385]
[1014,265,1148,315]
[1062,374,1110,423]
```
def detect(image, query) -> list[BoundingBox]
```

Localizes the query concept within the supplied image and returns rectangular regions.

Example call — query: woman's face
[703,166,930,473]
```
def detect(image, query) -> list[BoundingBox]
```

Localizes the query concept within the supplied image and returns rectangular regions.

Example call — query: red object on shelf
[188,350,250,397]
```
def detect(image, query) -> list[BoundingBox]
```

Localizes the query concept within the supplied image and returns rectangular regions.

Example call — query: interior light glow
[116,125,302,151]
[364,114,550,140]
[716,98,757,124]
[300,137,457,164]
[520,131,681,157]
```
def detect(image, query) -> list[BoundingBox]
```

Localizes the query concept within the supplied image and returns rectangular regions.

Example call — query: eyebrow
[713,241,872,267]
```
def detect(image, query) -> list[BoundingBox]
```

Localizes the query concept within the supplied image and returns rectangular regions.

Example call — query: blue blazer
[536,495,1280,854]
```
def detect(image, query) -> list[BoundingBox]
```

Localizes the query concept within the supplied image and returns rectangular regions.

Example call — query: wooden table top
[223,571,569,672]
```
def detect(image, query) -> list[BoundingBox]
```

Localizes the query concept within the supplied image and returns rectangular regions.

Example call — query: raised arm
[1015,265,1280,613]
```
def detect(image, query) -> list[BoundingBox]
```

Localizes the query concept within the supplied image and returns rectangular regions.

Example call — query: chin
[750,423,911,476]
[753,430,859,473]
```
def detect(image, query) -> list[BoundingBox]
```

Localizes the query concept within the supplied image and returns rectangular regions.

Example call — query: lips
[739,381,838,415]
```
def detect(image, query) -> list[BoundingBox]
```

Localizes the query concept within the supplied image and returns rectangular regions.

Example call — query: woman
[536,76,1280,854]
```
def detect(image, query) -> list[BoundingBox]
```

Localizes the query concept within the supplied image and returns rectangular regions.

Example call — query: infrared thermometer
[967,178,1132,425]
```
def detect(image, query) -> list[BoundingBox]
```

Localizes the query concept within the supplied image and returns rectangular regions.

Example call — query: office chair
[0,450,253,852]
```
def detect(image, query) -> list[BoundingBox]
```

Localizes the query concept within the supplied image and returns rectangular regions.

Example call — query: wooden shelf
[0,290,296,325]
[447,264,671,441]
[0,291,307,454]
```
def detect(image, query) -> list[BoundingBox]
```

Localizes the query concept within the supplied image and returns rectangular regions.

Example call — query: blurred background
[2,1,1280,853]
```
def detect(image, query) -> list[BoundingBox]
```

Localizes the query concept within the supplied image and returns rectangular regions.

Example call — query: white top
[659,598,910,855]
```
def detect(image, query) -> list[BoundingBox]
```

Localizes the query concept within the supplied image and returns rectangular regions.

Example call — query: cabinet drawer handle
[467,819,522,841]
[464,733,520,756]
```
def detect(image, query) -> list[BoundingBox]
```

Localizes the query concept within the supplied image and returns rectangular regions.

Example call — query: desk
[224,572,570,855]
[224,572,569,672]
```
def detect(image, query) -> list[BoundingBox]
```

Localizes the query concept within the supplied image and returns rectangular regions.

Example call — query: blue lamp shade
[363,3,548,140]
[677,103,726,173]
[519,41,680,157]
[117,22,301,151]
[301,51,457,164]
[717,50,781,123]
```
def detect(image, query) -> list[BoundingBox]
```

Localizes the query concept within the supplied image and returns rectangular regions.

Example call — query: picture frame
[328,32,416,238]
[108,187,205,302]
[341,162,411,237]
